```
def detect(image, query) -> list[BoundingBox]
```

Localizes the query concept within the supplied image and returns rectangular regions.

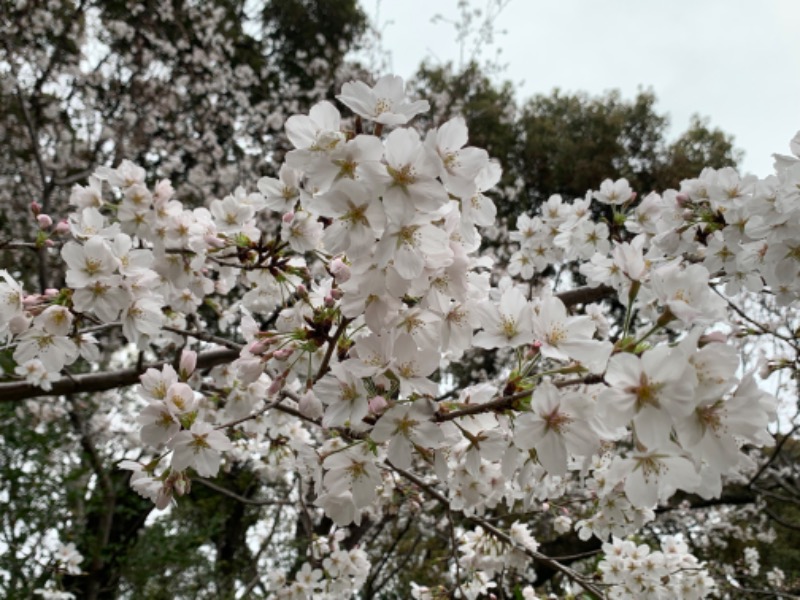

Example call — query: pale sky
[362,0,800,178]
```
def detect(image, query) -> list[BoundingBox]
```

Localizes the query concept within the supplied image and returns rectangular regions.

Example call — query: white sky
[362,0,800,178]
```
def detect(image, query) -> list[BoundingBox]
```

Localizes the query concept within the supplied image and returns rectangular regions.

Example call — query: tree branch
[0,347,238,403]
[556,284,615,307]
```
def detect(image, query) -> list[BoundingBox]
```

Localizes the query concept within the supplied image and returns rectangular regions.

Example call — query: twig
[194,477,292,507]
[162,325,243,351]
[748,423,800,487]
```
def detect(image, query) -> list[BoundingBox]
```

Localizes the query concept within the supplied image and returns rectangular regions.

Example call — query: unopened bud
[330,288,343,300]
[204,234,227,249]
[273,348,294,361]
[179,350,197,380]
[675,193,690,206]
[267,376,284,396]
[8,314,31,335]
[329,258,351,283]
[298,390,323,420]
[22,294,42,308]
[296,284,309,300]
[54,220,70,234]
[699,331,727,345]
[324,294,336,307]
[248,340,269,355]
[368,395,388,415]
[37,214,53,229]
[44,288,59,298]
[173,475,188,496]
[282,211,294,224]
[30,201,41,215]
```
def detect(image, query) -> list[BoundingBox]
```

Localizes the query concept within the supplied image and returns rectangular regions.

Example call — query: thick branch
[556,284,615,307]
[0,348,238,403]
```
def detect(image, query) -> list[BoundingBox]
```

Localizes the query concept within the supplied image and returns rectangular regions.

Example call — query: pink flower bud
[8,314,31,335]
[324,294,336,307]
[282,211,294,224]
[204,234,227,249]
[248,340,269,355]
[30,201,41,215]
[173,474,188,496]
[267,376,284,396]
[54,220,70,234]
[296,284,309,300]
[22,294,42,308]
[44,288,59,298]
[44,239,55,248]
[699,331,727,345]
[368,395,388,414]
[37,214,53,229]
[675,193,690,206]
[179,350,197,379]
[273,348,294,361]
[298,391,323,420]
[330,288,343,300]
[329,258,351,283]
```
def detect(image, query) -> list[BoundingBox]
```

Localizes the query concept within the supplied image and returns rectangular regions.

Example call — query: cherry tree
[2,64,799,599]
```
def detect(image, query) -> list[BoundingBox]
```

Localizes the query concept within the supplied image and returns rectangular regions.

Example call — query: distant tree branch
[0,348,238,403]
[556,284,615,307]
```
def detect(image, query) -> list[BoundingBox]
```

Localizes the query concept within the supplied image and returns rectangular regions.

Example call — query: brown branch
[748,424,800,487]
[0,348,238,403]
[313,316,352,384]
[193,478,292,507]
[435,374,604,422]
[765,509,800,532]
[435,387,533,422]
[162,326,243,351]
[556,284,615,307]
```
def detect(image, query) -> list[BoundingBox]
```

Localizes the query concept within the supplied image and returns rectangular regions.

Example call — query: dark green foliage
[413,62,741,221]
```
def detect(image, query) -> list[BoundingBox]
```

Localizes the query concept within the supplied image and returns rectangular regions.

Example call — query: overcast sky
[361,0,800,178]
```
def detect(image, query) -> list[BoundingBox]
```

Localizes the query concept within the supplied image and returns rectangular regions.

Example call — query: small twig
[194,477,292,506]
[748,423,800,487]
[163,325,243,351]
[313,316,353,384]
[214,396,283,430]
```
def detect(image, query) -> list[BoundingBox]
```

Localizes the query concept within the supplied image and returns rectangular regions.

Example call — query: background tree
[413,62,741,220]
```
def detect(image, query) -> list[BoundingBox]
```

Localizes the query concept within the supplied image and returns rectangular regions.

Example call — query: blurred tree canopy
[413,62,741,220]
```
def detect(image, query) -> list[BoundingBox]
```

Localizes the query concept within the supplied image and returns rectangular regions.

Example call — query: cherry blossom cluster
[267,530,371,600]
[598,536,715,599]
[3,73,798,598]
